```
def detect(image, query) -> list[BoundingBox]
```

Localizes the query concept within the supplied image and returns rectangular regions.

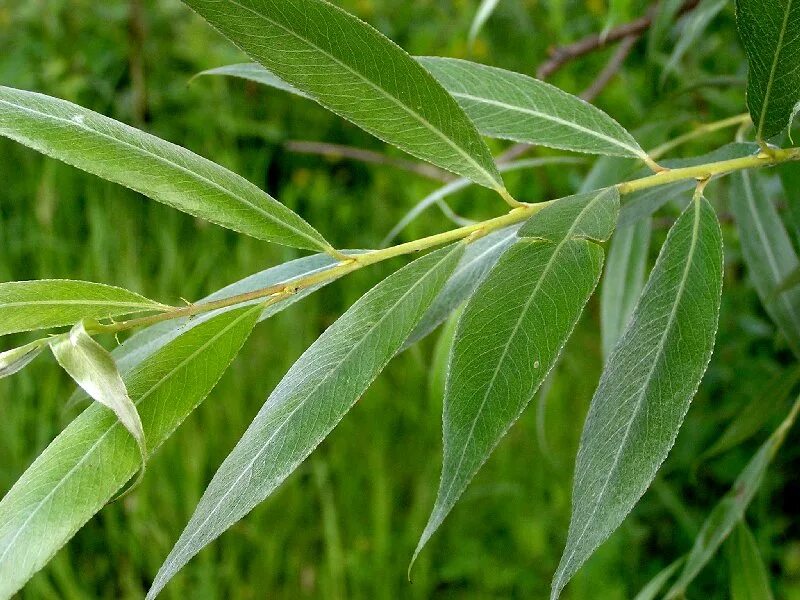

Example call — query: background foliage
[1,0,799,597]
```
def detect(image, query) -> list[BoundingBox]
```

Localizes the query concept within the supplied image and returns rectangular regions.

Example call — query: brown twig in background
[580,34,640,102]
[536,0,700,80]
[285,140,455,182]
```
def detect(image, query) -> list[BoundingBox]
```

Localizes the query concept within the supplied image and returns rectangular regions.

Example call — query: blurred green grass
[2,0,800,598]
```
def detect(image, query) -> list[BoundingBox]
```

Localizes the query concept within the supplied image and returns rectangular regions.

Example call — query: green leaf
[468,0,502,46]
[404,226,518,349]
[417,57,650,161]
[413,188,619,566]
[664,394,800,598]
[0,305,260,598]
[662,0,727,82]
[600,218,651,359]
[194,63,311,99]
[181,0,503,192]
[632,556,685,600]
[778,162,800,243]
[736,0,800,139]
[726,522,774,600]
[552,196,723,599]
[0,86,330,251]
[702,365,800,460]
[148,243,465,598]
[0,339,48,379]
[50,322,148,487]
[0,279,166,336]
[731,170,800,355]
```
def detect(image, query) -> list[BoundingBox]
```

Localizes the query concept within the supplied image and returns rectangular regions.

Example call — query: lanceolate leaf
[664,394,800,598]
[736,0,800,139]
[731,170,800,355]
[662,0,727,82]
[0,86,330,251]
[468,0,502,46]
[0,339,48,380]
[726,522,774,600]
[194,63,311,99]
[600,218,652,359]
[552,196,723,599]
[148,244,465,598]
[0,279,166,336]
[413,188,620,566]
[417,57,650,161]
[50,323,148,485]
[0,305,261,598]
[181,0,503,191]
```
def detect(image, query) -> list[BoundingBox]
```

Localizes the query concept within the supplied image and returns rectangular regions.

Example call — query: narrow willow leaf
[647,0,685,60]
[703,365,800,460]
[600,218,651,359]
[726,522,774,600]
[632,556,685,600]
[0,86,330,251]
[731,170,800,355]
[50,323,147,483]
[0,305,260,598]
[181,0,503,192]
[0,279,166,336]
[413,188,620,567]
[0,339,48,379]
[662,0,727,82]
[553,196,723,599]
[664,394,800,598]
[194,63,311,99]
[403,227,518,349]
[417,57,650,161]
[468,0,502,46]
[148,244,465,598]
[736,0,800,139]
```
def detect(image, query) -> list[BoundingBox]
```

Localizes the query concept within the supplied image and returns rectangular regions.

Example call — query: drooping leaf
[600,217,651,359]
[468,0,502,46]
[413,188,620,566]
[632,556,685,600]
[552,196,723,599]
[181,0,503,191]
[726,521,774,600]
[0,305,261,598]
[194,63,311,99]
[731,170,800,355]
[662,0,727,82]
[403,227,518,349]
[736,0,800,139]
[0,339,48,380]
[664,394,800,598]
[0,279,166,336]
[417,57,651,161]
[0,86,330,251]
[50,322,148,484]
[148,243,465,598]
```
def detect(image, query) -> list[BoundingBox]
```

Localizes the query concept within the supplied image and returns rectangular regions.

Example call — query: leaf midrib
[448,91,644,158]
[223,0,500,189]
[757,0,795,138]
[0,94,322,248]
[0,305,259,572]
[556,197,704,589]
[0,299,158,309]
[163,245,460,573]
